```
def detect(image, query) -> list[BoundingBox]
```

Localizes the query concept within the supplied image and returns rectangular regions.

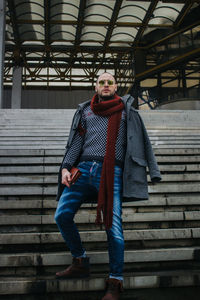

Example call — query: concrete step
[1,247,198,268]
[1,195,200,210]
[0,145,68,149]
[1,182,199,196]
[1,270,200,296]
[1,134,200,140]
[0,211,195,226]
[1,155,200,164]
[1,248,199,277]
[1,164,200,174]
[1,112,200,136]
[0,148,200,156]
[151,141,200,145]
[1,144,200,150]
[1,174,200,185]
[0,157,199,166]
[0,137,68,141]
[1,109,200,126]
[1,139,200,145]
[0,228,196,246]
[1,211,200,235]
[0,141,67,146]
[0,130,200,137]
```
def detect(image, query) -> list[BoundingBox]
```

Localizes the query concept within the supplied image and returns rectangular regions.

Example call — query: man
[55,72,161,300]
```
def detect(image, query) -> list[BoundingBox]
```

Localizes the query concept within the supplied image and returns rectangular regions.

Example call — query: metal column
[11,66,22,108]
[0,0,6,108]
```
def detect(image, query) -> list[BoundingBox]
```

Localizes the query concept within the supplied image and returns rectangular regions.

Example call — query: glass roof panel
[81,41,103,46]
[18,24,44,41]
[5,23,13,41]
[50,24,76,41]
[149,2,184,25]
[84,0,114,21]
[81,26,107,42]
[111,27,138,42]
[22,41,44,45]
[51,41,74,46]
[50,0,79,20]
[16,0,44,20]
[118,1,150,23]
[109,42,131,47]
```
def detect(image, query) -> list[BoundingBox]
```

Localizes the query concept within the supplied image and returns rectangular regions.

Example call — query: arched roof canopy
[5,0,200,108]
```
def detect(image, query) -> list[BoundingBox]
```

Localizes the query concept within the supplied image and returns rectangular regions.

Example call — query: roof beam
[6,19,173,28]
[5,44,132,53]
[44,0,51,68]
[74,0,87,46]
[103,0,123,50]
[66,1,87,71]
[143,19,200,50]
[134,0,159,44]
[135,47,200,82]
[44,0,50,47]
[4,63,121,69]
[5,60,200,71]
[7,0,21,46]
[174,0,194,27]
[6,0,27,67]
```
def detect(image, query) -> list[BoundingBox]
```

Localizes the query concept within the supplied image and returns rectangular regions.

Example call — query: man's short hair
[96,72,116,84]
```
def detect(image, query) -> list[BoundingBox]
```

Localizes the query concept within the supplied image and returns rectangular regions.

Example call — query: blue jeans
[55,161,124,280]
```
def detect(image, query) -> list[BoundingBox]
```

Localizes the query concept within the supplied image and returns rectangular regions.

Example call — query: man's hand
[62,168,72,187]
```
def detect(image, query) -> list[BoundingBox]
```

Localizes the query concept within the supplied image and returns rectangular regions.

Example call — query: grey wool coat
[56,94,161,202]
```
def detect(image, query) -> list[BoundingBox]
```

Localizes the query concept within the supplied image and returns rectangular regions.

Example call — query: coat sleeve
[56,108,83,201]
[138,113,162,183]
[62,112,86,170]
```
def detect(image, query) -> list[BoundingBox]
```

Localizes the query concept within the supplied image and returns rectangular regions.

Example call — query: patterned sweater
[62,103,127,170]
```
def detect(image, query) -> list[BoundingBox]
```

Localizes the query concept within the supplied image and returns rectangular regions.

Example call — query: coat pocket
[128,155,148,184]
[131,156,147,167]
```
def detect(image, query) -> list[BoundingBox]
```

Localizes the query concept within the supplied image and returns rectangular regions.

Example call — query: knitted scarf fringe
[90,93,124,229]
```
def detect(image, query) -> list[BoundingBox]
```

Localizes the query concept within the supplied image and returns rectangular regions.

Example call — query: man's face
[95,73,117,99]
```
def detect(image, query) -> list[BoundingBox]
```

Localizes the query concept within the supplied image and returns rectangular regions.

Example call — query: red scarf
[90,93,124,229]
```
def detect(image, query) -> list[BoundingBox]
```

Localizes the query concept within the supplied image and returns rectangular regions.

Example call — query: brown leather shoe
[101,278,123,300]
[56,257,90,279]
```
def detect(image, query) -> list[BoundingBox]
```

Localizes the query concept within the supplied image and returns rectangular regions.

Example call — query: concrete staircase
[0,109,200,300]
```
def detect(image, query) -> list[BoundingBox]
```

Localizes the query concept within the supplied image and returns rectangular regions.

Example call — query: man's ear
[115,84,117,92]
